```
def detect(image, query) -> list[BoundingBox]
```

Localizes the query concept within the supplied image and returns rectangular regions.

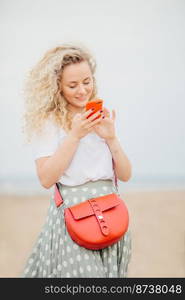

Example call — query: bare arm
[93,109,132,182]
[106,137,132,182]
[36,134,80,189]
[35,109,103,189]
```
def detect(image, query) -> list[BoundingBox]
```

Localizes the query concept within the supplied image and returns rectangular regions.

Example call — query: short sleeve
[31,118,60,160]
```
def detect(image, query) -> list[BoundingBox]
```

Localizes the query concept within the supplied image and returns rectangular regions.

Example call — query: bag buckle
[88,199,109,236]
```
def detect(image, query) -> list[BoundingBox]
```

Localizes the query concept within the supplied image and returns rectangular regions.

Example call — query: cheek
[87,82,94,93]
[63,87,75,99]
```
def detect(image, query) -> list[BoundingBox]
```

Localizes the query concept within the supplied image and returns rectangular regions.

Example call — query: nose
[77,84,86,95]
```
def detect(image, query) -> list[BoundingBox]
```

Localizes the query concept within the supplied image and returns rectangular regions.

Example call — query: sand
[0,189,185,278]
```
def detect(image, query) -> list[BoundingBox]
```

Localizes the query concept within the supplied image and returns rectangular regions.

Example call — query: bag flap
[68,193,121,220]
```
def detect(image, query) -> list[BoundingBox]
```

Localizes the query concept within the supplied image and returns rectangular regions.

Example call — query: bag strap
[112,158,118,191]
[54,182,64,207]
[54,158,118,207]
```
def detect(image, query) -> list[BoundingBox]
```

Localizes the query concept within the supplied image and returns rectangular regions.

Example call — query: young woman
[21,44,132,278]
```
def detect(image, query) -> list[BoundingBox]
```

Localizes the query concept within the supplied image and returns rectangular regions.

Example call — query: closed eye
[69,81,90,88]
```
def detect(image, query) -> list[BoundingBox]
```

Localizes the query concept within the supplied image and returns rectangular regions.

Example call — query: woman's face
[61,61,94,112]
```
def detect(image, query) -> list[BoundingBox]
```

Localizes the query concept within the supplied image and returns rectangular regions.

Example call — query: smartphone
[85,99,103,120]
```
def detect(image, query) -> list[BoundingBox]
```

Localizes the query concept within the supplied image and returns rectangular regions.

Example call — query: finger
[86,114,103,128]
[103,107,110,118]
[85,110,102,122]
[112,109,116,121]
[81,108,95,120]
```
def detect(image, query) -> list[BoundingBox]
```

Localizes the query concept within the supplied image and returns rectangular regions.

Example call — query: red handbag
[54,161,129,250]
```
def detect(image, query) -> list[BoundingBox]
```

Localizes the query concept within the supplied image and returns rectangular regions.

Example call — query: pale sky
[0,0,185,192]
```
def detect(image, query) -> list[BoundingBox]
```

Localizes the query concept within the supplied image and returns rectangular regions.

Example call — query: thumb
[112,109,116,121]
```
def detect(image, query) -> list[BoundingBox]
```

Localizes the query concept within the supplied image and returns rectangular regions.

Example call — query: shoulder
[40,116,66,138]
[31,116,66,160]
[41,115,58,133]
[32,115,66,144]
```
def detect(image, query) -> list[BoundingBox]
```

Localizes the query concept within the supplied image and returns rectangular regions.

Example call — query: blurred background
[0,0,185,278]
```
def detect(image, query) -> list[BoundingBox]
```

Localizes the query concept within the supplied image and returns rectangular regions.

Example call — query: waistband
[58,179,115,191]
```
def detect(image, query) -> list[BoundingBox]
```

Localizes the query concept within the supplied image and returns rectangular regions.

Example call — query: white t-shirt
[31,118,114,186]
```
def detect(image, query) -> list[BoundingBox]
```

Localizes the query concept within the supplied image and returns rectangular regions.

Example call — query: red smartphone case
[86,99,103,119]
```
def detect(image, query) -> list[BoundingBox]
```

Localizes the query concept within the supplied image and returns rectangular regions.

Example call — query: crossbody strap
[112,158,118,190]
[54,159,118,207]
[54,182,64,207]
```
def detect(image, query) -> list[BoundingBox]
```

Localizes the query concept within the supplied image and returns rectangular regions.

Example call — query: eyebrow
[68,77,90,84]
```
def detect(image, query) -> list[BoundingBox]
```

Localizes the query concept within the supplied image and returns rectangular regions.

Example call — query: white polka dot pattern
[21,180,131,278]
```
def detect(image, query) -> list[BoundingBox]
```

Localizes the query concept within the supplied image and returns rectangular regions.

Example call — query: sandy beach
[0,189,185,278]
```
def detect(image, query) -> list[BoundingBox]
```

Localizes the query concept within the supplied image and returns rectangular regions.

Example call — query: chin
[75,99,89,106]
[72,102,86,109]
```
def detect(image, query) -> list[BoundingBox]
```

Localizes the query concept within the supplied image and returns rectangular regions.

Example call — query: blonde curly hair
[22,44,97,143]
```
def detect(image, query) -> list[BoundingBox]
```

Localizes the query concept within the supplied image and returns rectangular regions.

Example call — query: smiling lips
[76,97,87,101]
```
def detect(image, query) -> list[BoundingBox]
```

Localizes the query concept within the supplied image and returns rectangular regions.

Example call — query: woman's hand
[69,109,103,140]
[93,107,117,141]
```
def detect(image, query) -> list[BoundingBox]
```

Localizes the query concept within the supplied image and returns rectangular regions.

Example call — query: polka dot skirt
[21,180,131,278]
